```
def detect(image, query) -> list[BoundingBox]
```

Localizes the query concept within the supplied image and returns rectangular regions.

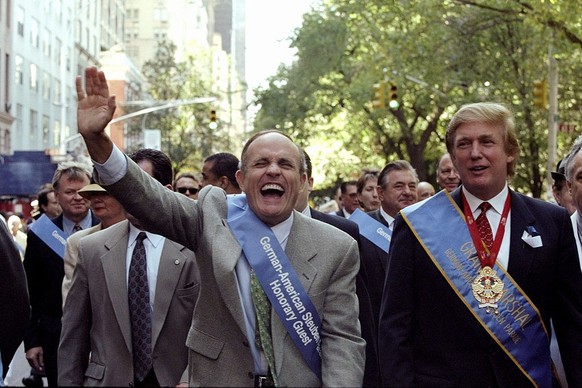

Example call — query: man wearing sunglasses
[173,173,200,199]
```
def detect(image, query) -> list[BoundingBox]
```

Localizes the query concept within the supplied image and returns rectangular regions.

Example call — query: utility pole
[546,43,558,200]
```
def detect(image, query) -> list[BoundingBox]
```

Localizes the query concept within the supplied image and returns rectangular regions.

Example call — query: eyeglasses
[177,187,199,195]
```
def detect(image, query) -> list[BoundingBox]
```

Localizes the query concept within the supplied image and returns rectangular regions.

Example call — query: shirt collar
[270,212,294,249]
[128,222,164,248]
[63,211,93,235]
[462,184,509,216]
[380,207,395,227]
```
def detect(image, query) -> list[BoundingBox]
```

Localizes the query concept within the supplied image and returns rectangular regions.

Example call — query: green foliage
[130,40,222,174]
[253,0,582,196]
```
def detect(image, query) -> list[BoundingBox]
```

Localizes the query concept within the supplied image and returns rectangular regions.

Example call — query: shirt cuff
[92,144,127,185]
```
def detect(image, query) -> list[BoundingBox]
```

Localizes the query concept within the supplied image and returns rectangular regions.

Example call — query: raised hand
[76,67,116,163]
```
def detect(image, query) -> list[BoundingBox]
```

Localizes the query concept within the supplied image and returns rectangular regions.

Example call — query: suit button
[242,340,249,347]
[248,372,254,379]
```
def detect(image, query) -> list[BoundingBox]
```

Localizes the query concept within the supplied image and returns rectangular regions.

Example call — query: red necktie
[476,202,493,250]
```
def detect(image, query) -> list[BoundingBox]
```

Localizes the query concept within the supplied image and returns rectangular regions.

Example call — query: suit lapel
[506,191,537,284]
[151,239,186,346]
[101,220,133,353]
[213,219,247,336]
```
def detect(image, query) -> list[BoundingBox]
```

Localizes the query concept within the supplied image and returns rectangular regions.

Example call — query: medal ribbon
[462,193,511,268]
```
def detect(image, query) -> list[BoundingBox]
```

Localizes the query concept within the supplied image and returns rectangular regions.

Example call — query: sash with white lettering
[401,190,551,387]
[227,195,322,380]
[349,208,391,253]
[28,214,67,259]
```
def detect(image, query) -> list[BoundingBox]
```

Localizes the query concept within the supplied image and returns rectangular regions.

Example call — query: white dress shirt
[379,207,395,229]
[462,185,511,269]
[126,222,164,312]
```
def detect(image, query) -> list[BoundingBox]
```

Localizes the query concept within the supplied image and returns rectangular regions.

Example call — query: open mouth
[261,183,285,197]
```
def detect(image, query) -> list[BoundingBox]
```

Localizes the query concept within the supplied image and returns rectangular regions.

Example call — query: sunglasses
[177,187,199,195]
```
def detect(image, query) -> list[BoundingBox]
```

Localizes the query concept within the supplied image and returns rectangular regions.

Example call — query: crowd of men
[3,65,582,388]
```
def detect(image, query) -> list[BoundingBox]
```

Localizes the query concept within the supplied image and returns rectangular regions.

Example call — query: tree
[135,40,221,173]
[253,0,582,196]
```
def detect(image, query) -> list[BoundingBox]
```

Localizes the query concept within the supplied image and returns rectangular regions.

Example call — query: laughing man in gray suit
[75,66,365,387]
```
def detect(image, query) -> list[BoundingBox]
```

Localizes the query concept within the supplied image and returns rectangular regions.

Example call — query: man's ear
[235,170,245,191]
[219,176,230,190]
[307,176,314,193]
[298,172,307,192]
[377,185,385,202]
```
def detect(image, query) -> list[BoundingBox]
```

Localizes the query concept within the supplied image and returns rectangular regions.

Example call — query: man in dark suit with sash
[378,102,582,386]
[74,67,365,387]
[295,149,380,387]
[23,162,100,386]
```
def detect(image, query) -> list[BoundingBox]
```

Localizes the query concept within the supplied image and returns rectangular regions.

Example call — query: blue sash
[402,190,551,387]
[349,208,391,254]
[28,214,67,259]
[227,195,322,380]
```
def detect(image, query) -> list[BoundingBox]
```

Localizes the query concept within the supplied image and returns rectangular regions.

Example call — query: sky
[245,0,316,91]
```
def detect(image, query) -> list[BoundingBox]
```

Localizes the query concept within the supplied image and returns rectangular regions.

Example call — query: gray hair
[52,161,92,189]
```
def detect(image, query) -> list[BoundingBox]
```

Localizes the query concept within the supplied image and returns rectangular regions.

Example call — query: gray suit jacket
[57,220,200,387]
[101,158,365,387]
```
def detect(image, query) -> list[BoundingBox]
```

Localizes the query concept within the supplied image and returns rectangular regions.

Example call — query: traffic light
[372,82,386,109]
[533,80,547,109]
[209,109,217,129]
[388,83,399,109]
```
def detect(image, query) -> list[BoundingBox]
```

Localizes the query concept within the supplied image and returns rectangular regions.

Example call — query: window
[43,1,51,18]
[42,115,49,146]
[4,53,9,102]
[55,38,61,66]
[153,8,168,21]
[16,104,23,137]
[42,72,50,100]
[75,20,81,42]
[16,6,24,36]
[53,120,61,146]
[43,29,51,57]
[30,63,38,92]
[30,18,39,47]
[30,109,38,142]
[56,0,62,23]
[15,55,23,85]
[54,79,61,104]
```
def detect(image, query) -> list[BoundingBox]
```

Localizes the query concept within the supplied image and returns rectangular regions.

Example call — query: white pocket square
[521,230,543,248]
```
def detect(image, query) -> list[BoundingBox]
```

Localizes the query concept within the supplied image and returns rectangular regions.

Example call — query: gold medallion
[471,266,504,314]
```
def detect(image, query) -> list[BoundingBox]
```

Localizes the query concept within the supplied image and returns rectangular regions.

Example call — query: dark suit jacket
[364,209,390,324]
[311,209,380,387]
[0,220,29,377]
[58,220,199,386]
[378,188,582,386]
[335,209,346,218]
[23,213,99,382]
